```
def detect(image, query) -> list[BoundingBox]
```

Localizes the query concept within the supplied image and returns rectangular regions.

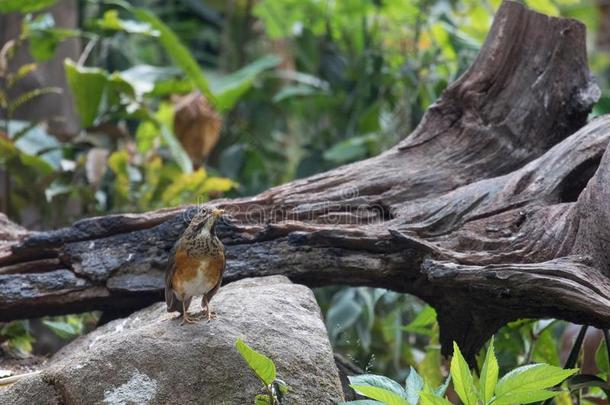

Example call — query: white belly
[178,259,216,299]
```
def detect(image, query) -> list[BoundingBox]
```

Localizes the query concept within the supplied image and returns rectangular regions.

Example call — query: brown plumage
[165,207,225,324]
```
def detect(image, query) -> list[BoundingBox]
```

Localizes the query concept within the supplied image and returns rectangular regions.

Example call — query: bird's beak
[211,208,225,218]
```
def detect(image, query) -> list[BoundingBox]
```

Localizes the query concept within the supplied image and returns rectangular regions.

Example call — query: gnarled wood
[1,1,608,360]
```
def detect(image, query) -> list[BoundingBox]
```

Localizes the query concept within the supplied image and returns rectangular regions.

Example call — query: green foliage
[494,363,577,404]
[64,60,108,127]
[405,367,425,405]
[402,306,437,337]
[343,367,449,405]
[319,286,444,385]
[0,321,35,358]
[0,0,58,13]
[0,34,62,133]
[450,342,478,405]
[479,336,499,403]
[235,338,289,404]
[22,13,79,61]
[208,55,281,112]
[0,313,98,358]
[42,313,98,340]
[236,338,276,385]
[130,6,216,106]
[96,9,159,36]
[344,339,578,405]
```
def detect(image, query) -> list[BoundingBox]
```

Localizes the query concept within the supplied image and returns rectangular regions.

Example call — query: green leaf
[419,392,453,405]
[326,289,362,340]
[139,101,193,173]
[340,401,384,405]
[138,156,162,208]
[108,150,130,201]
[595,336,610,374]
[64,59,108,127]
[23,13,79,61]
[403,305,437,336]
[450,342,478,405]
[96,9,159,36]
[492,389,559,405]
[199,177,237,194]
[7,63,37,87]
[532,326,560,365]
[0,0,58,13]
[405,367,424,405]
[42,320,79,339]
[209,55,280,112]
[324,134,379,164]
[494,364,578,403]
[131,7,215,106]
[119,65,180,96]
[254,394,271,405]
[434,375,451,397]
[350,385,409,405]
[272,84,322,103]
[479,336,499,403]
[160,124,192,174]
[525,0,560,16]
[235,338,276,386]
[348,375,407,399]
[274,378,289,394]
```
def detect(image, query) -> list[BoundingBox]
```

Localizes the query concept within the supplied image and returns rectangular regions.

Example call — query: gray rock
[0,276,344,404]
[0,373,60,405]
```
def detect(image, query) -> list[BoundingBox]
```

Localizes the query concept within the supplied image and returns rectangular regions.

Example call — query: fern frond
[12,120,41,142]
[7,87,62,116]
[0,40,16,76]
[7,63,37,88]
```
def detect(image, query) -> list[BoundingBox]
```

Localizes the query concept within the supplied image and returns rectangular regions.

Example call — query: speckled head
[185,207,225,238]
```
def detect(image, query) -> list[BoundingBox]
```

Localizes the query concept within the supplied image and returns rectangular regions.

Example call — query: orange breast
[172,249,225,299]
[207,252,225,287]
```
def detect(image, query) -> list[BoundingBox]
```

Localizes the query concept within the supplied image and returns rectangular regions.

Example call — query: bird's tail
[165,288,191,314]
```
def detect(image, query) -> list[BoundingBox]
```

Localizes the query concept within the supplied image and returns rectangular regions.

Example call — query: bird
[165,207,226,324]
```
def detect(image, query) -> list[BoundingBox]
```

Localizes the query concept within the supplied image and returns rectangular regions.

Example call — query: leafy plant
[42,313,99,340]
[0,321,35,358]
[319,287,444,386]
[343,337,578,405]
[0,37,62,136]
[235,338,289,405]
[0,313,98,358]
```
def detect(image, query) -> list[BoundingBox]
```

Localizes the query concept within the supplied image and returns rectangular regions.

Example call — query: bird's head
[185,207,225,237]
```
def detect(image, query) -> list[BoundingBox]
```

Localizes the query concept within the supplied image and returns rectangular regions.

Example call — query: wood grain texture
[0,1,608,360]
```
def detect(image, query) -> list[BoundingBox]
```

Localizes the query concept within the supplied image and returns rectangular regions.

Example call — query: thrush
[165,207,226,324]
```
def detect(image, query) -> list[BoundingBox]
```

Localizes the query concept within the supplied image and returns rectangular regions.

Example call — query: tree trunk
[1,1,608,360]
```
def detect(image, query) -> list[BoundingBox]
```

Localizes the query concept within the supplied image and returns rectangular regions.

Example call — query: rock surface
[0,276,344,404]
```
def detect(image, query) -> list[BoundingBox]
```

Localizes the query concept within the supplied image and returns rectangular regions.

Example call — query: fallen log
[1,1,608,360]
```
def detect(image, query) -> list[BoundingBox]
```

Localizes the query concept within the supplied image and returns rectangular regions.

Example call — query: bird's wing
[164,243,183,313]
[204,250,226,301]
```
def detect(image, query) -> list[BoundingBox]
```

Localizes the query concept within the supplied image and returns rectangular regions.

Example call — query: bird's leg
[201,296,217,321]
[180,299,200,325]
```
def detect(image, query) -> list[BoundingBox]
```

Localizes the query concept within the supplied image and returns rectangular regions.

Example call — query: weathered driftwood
[1,1,609,360]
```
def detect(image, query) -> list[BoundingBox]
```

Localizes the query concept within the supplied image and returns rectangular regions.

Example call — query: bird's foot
[180,313,201,325]
[201,308,217,321]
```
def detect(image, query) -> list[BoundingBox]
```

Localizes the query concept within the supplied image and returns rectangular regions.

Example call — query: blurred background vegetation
[1,0,610,401]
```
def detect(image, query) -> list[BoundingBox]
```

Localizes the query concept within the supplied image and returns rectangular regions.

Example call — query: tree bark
[1,1,608,360]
